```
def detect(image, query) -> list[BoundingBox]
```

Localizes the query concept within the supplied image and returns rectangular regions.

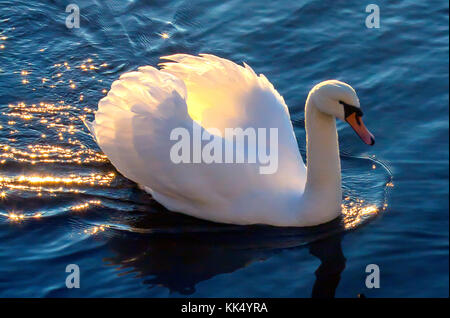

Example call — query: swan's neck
[302,96,342,221]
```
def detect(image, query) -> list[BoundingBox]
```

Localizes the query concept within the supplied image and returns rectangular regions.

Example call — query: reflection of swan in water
[103,209,346,297]
[309,234,346,298]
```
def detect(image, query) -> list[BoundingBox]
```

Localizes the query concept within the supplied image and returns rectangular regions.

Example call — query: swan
[85,54,375,227]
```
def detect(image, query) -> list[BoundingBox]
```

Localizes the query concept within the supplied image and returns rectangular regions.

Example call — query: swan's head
[310,80,375,145]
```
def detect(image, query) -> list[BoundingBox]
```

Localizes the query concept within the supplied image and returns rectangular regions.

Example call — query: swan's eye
[339,100,363,118]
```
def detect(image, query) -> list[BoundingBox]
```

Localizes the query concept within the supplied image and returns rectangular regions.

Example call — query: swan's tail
[82,118,98,142]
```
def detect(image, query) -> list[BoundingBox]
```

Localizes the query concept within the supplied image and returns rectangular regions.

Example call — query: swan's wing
[160,53,306,178]
[87,67,259,217]
[86,67,259,219]
[87,58,307,224]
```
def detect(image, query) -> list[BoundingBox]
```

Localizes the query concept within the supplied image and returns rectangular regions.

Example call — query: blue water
[0,0,448,297]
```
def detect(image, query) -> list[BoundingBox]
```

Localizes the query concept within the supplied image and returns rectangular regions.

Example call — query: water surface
[0,0,448,297]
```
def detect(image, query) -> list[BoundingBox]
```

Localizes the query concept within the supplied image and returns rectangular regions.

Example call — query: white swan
[86,54,374,227]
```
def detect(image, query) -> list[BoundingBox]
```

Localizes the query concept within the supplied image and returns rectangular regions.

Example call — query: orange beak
[345,112,375,145]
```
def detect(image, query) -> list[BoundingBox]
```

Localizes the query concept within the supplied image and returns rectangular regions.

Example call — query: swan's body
[87,54,374,227]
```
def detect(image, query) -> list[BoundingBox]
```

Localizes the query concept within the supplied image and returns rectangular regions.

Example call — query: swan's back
[88,54,306,225]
